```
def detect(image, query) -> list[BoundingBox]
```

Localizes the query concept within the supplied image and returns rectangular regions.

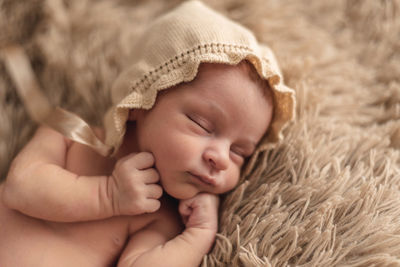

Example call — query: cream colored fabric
[105,0,296,171]
[1,46,113,156]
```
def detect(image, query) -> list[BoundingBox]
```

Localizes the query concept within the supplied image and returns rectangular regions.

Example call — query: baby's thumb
[178,200,193,224]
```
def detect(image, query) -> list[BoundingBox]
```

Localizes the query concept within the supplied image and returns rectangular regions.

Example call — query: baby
[0,1,295,266]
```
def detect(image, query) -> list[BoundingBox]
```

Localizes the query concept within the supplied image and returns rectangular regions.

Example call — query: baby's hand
[109,152,163,216]
[179,193,219,233]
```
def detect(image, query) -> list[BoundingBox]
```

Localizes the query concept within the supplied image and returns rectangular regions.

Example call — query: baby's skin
[0,128,177,266]
[0,63,273,266]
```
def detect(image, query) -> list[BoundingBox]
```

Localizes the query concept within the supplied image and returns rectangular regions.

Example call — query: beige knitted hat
[104,0,295,173]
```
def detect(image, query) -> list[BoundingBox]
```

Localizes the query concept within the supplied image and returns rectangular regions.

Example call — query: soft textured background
[1,0,399,266]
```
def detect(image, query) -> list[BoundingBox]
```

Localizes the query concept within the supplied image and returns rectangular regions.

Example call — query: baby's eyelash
[187,115,211,133]
[231,147,252,159]
[231,149,245,158]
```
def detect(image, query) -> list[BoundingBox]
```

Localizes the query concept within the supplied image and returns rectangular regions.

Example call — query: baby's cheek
[221,172,240,193]
[154,136,188,163]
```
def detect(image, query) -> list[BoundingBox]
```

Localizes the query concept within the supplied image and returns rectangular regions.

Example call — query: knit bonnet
[104,0,296,174]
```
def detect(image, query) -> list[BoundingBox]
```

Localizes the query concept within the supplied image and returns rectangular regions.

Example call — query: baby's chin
[165,190,198,200]
[162,184,199,200]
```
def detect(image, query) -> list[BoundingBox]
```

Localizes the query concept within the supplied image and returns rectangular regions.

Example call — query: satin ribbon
[1,45,113,157]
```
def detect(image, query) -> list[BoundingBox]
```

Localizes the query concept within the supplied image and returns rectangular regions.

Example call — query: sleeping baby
[0,1,295,266]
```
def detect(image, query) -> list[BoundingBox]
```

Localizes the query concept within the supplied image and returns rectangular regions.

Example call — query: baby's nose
[203,142,229,171]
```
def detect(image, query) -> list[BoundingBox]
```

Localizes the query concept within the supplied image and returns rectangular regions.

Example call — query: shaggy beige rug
[1,0,399,266]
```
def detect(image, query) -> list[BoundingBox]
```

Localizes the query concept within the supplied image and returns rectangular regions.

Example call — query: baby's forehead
[190,62,273,104]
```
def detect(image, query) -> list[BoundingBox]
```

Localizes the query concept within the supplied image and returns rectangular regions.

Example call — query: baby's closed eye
[231,143,255,159]
[186,114,213,134]
[230,147,247,158]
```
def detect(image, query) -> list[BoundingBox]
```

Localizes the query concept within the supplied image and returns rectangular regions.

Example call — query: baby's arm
[2,126,162,222]
[117,193,219,267]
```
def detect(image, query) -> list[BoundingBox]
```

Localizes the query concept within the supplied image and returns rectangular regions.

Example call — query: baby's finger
[129,152,155,170]
[178,199,193,217]
[140,168,159,184]
[144,199,161,213]
[146,184,163,199]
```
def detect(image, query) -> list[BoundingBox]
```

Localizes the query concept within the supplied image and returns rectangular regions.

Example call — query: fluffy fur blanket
[1,0,399,266]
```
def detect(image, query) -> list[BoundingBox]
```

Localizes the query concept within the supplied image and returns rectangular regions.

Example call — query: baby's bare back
[0,140,157,266]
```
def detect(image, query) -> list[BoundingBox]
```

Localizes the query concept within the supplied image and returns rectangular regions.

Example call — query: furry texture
[1,0,399,266]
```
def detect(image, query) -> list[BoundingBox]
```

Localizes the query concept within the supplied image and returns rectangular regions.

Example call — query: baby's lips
[188,171,217,187]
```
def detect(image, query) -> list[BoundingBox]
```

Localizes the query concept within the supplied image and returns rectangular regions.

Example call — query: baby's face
[135,63,273,199]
